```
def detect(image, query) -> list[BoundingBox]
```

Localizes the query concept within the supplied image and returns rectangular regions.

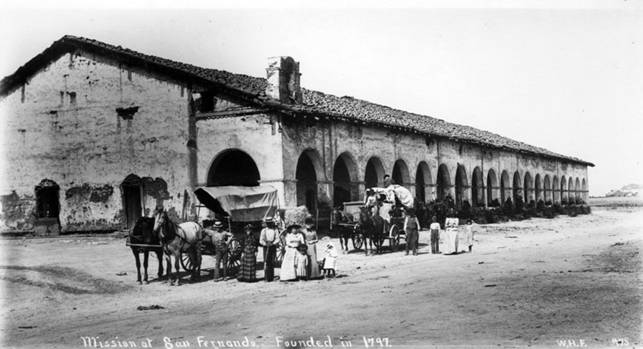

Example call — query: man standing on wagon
[259,217,280,282]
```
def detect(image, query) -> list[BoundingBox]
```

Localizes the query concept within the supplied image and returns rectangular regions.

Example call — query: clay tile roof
[0,35,593,166]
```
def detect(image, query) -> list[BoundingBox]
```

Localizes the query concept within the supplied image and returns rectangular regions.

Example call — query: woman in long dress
[303,218,322,279]
[279,225,304,282]
[237,225,258,282]
[444,211,459,255]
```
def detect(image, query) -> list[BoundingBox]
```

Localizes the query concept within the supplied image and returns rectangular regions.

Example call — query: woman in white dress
[280,225,304,281]
[444,211,459,255]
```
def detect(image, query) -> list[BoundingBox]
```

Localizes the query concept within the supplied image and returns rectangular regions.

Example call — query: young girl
[321,243,337,277]
[295,244,309,280]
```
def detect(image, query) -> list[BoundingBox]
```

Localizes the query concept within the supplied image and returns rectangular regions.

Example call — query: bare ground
[0,207,641,349]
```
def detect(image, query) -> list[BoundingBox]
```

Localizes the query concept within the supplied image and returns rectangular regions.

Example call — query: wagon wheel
[389,225,400,251]
[351,225,364,250]
[181,252,195,272]
[226,238,243,276]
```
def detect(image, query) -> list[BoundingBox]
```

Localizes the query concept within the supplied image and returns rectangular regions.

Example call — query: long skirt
[280,247,298,281]
[444,228,459,254]
[307,243,321,279]
[237,251,257,282]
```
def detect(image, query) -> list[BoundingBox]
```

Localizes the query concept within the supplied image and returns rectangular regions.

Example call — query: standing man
[204,220,233,281]
[429,216,441,254]
[259,217,280,281]
[403,208,420,256]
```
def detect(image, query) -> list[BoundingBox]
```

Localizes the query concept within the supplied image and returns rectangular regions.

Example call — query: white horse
[153,208,203,285]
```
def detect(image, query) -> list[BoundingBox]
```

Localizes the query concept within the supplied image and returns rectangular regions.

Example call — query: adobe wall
[0,51,190,232]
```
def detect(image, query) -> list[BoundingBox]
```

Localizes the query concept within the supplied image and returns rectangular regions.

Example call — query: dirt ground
[0,205,641,349]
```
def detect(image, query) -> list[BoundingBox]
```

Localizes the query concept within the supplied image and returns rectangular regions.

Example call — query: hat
[213,221,223,228]
[264,217,274,223]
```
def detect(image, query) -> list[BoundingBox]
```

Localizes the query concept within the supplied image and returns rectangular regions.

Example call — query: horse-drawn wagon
[331,201,365,252]
[126,185,279,283]
[190,185,280,275]
[332,185,414,254]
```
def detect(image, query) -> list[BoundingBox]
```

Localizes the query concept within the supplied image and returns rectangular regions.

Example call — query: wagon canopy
[194,185,279,222]
[371,185,414,209]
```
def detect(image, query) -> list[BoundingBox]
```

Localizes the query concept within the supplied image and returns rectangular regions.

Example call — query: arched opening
[415,161,431,203]
[575,178,581,200]
[365,157,385,189]
[568,177,574,201]
[35,179,60,220]
[471,167,484,207]
[121,174,142,229]
[512,171,522,203]
[436,164,451,201]
[296,149,322,213]
[455,165,468,209]
[392,159,410,187]
[500,170,511,204]
[561,176,568,201]
[553,176,560,203]
[486,169,498,206]
[333,152,358,206]
[523,172,533,203]
[534,174,542,202]
[544,175,551,202]
[207,149,260,186]
[582,178,587,201]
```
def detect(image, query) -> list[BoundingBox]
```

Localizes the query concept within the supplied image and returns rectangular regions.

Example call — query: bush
[553,203,564,214]
[503,198,514,216]
[543,206,556,218]
[514,196,525,214]
[459,200,472,220]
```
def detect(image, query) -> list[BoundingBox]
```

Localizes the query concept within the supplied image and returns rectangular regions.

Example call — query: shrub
[503,198,514,216]
[514,196,525,214]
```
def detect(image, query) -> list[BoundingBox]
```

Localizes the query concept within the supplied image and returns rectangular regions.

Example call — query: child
[465,219,475,253]
[321,243,337,277]
[429,216,441,254]
[295,244,309,280]
[403,208,420,256]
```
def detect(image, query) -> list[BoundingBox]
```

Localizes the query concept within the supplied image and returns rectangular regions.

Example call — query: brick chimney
[265,56,302,104]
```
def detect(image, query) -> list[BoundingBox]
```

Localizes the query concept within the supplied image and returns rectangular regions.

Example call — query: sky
[1,1,641,196]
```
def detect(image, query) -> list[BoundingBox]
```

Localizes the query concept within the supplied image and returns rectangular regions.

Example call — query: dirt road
[1,207,641,348]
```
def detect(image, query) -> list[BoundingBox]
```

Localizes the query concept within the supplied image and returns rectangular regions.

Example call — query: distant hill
[606,184,641,197]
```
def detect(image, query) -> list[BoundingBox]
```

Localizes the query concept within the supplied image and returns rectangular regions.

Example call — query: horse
[331,207,352,253]
[129,217,164,284]
[153,208,203,285]
[358,205,386,255]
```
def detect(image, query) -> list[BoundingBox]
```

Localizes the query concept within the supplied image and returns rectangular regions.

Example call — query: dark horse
[153,208,203,285]
[129,217,164,284]
[331,207,352,253]
[358,206,386,255]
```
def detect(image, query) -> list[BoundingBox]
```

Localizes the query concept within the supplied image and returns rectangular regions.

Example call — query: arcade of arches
[206,148,589,213]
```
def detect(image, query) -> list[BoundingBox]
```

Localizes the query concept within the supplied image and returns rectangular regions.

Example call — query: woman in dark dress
[237,225,258,282]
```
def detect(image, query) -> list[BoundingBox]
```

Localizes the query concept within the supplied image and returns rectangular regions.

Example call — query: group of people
[204,216,338,283]
[428,213,475,255]
[402,209,475,256]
